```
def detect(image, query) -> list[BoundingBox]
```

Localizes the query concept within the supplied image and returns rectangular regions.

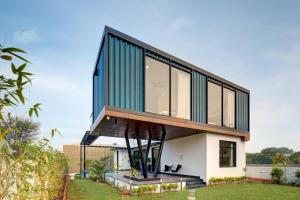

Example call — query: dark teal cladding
[108,35,144,112]
[93,47,105,121]
[236,90,249,131]
[192,71,207,123]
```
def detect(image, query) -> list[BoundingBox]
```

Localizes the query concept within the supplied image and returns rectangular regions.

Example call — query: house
[86,26,250,184]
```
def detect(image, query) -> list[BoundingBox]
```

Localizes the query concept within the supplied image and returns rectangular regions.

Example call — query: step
[186,179,204,183]
[186,183,206,189]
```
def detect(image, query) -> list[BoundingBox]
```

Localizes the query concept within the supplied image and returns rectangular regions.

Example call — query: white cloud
[32,73,89,96]
[263,47,300,65]
[12,29,40,45]
[169,17,193,32]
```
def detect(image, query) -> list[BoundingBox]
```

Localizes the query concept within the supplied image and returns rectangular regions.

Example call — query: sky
[1,0,300,153]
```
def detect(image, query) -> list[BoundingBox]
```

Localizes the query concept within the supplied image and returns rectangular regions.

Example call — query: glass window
[171,68,191,119]
[223,88,235,128]
[219,140,236,167]
[208,81,222,125]
[145,56,169,116]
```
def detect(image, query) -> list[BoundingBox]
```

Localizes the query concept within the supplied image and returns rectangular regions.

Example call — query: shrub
[162,184,169,191]
[209,176,247,185]
[271,167,284,184]
[296,169,300,179]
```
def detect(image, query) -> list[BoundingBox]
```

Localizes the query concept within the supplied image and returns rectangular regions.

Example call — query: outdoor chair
[164,165,173,172]
[171,164,182,173]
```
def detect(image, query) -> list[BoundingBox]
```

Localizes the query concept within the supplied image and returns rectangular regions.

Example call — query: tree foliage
[0,44,68,199]
[247,147,295,165]
[289,152,300,164]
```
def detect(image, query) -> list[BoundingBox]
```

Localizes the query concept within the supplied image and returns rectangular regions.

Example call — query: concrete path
[187,189,196,200]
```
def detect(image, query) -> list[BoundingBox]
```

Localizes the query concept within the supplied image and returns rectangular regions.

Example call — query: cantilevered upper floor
[89,26,250,143]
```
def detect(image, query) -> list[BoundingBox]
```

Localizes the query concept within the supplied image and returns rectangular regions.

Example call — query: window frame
[144,56,170,116]
[223,86,236,128]
[219,140,237,168]
[170,67,192,120]
[144,55,192,120]
[207,80,222,126]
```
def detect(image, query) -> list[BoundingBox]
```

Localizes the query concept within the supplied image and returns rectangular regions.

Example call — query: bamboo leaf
[11,63,17,73]
[7,52,31,63]
[16,89,25,104]
[2,47,27,54]
[1,55,12,61]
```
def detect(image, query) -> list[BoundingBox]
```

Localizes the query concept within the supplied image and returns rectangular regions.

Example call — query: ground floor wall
[160,133,246,183]
[160,134,207,181]
[113,149,131,170]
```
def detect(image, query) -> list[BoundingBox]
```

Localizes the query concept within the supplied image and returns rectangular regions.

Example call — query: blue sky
[1,0,300,152]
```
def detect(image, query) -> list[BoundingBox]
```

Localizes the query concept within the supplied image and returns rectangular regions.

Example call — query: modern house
[86,26,250,184]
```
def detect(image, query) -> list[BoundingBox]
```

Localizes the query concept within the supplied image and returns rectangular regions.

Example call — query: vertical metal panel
[93,46,105,121]
[108,34,144,112]
[236,90,249,131]
[192,71,207,123]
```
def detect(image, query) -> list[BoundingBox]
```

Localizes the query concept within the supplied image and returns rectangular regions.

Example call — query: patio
[105,170,197,185]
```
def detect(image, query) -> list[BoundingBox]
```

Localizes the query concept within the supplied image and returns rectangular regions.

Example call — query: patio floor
[105,170,197,185]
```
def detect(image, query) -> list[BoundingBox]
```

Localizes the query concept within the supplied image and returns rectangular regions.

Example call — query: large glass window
[145,56,169,116]
[208,81,222,125]
[223,88,235,128]
[171,68,191,119]
[219,140,236,167]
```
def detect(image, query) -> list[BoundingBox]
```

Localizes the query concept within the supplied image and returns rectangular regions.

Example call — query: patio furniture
[171,164,182,173]
[164,165,173,172]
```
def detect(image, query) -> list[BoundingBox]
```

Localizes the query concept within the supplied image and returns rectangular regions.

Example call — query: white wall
[246,166,300,182]
[161,133,246,183]
[113,149,131,170]
[161,134,207,181]
[206,133,246,182]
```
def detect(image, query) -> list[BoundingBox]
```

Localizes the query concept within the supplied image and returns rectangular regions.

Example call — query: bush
[209,176,247,185]
[295,169,300,179]
[271,167,284,184]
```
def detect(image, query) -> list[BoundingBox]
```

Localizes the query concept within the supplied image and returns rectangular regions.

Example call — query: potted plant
[270,167,284,184]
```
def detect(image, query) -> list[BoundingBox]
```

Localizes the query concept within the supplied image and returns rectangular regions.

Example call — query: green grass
[196,183,300,200]
[67,179,300,200]
[67,179,188,200]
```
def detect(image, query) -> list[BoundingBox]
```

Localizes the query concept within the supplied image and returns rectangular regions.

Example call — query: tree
[2,114,39,143]
[289,152,300,164]
[272,153,290,167]
[261,147,294,156]
[0,44,66,199]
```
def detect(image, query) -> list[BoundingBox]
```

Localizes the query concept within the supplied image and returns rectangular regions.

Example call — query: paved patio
[105,170,196,185]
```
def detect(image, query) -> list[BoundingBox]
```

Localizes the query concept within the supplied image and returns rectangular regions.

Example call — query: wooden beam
[154,125,166,177]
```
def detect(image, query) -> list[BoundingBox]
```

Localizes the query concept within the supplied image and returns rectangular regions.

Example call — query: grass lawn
[67,179,189,200]
[67,179,300,200]
[196,183,300,200]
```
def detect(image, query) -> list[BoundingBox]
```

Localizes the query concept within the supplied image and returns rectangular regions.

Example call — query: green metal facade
[92,28,250,133]
[192,71,207,123]
[108,34,144,112]
[236,90,249,131]
[93,47,105,121]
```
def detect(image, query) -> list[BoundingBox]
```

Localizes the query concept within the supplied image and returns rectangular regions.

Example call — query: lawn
[67,179,189,200]
[196,183,300,200]
[67,179,300,200]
